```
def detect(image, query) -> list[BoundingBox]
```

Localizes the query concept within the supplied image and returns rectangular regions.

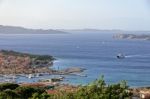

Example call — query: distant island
[0,25,67,34]
[113,34,150,41]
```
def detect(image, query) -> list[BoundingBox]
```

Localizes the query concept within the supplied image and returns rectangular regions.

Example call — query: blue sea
[0,32,150,87]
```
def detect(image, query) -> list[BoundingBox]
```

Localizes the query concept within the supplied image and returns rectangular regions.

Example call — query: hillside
[0,25,67,34]
[0,50,54,74]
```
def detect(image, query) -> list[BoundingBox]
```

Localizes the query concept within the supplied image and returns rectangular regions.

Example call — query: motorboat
[117,53,125,59]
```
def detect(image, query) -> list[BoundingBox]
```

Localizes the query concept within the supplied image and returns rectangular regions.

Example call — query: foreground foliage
[0,76,132,99]
[48,76,132,99]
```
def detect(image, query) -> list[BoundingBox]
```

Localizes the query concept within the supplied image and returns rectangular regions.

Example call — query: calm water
[0,33,150,87]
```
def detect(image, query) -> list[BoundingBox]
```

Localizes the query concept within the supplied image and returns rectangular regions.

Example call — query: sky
[0,0,150,30]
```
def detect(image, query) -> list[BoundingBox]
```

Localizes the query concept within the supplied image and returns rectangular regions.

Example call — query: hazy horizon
[0,0,150,31]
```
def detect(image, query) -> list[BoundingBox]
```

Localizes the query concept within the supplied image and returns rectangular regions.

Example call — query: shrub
[15,86,45,99]
[0,83,19,91]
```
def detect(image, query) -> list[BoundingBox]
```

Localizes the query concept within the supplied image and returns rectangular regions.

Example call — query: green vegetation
[0,83,19,91]
[0,83,46,99]
[48,76,132,99]
[0,50,54,61]
[0,76,132,99]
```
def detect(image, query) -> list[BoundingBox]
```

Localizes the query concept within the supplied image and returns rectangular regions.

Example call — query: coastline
[0,50,86,84]
[0,50,55,74]
[0,50,149,98]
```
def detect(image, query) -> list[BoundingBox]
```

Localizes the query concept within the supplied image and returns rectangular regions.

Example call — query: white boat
[117,53,125,59]
[28,74,34,79]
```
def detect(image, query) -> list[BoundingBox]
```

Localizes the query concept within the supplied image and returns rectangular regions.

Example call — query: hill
[0,25,67,34]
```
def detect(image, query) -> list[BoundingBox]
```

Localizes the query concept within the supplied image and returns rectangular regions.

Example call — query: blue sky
[0,0,150,30]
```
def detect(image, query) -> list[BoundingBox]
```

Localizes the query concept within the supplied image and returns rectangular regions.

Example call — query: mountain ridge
[1,25,150,34]
[0,25,67,34]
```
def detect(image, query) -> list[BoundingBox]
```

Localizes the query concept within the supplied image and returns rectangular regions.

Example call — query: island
[113,34,150,41]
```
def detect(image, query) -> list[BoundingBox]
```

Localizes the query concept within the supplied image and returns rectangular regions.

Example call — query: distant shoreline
[113,34,150,41]
[0,25,68,34]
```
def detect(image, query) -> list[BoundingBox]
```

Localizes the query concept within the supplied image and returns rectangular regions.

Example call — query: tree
[0,83,19,91]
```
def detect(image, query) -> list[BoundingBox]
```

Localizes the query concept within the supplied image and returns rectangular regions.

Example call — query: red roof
[46,90,58,94]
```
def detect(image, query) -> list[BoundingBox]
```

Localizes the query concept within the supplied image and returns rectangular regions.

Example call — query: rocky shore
[57,67,86,75]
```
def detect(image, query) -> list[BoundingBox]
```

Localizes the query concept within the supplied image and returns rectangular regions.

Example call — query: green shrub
[30,92,51,99]
[50,76,132,99]
[15,86,45,99]
[0,83,19,91]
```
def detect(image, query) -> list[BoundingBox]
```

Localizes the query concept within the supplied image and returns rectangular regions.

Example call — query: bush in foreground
[0,76,132,99]
[46,76,132,99]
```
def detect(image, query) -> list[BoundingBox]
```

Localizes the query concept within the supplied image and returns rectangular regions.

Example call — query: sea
[0,32,150,87]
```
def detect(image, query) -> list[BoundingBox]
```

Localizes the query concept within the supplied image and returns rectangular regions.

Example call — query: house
[140,90,150,99]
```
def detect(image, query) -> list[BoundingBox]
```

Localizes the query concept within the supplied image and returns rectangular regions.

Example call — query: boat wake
[125,54,150,58]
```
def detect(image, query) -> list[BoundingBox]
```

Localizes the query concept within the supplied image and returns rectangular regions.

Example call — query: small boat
[117,53,125,59]
[28,74,34,79]
[58,76,65,80]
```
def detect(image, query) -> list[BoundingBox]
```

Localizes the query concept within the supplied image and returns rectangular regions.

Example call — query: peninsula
[0,50,85,75]
[0,50,55,74]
